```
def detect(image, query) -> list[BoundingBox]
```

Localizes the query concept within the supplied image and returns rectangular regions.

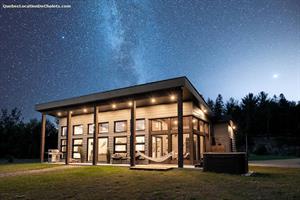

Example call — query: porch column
[130,100,136,167]
[197,134,200,161]
[66,111,72,165]
[177,88,184,168]
[93,106,99,165]
[189,117,194,165]
[40,113,46,163]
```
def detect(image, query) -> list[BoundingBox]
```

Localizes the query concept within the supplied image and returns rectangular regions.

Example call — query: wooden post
[177,88,184,168]
[189,117,194,165]
[130,101,136,166]
[93,106,99,165]
[40,113,46,163]
[197,134,200,161]
[66,111,72,165]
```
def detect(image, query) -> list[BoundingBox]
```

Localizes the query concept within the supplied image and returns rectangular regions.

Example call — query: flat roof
[35,76,212,115]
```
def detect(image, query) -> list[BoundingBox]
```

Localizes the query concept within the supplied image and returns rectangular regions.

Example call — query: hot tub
[203,152,248,174]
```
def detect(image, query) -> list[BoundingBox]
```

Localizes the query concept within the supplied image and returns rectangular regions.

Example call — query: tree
[214,94,225,118]
[207,98,214,113]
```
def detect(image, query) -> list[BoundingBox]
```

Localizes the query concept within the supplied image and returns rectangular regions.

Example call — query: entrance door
[87,138,108,162]
[98,138,108,162]
[152,136,163,158]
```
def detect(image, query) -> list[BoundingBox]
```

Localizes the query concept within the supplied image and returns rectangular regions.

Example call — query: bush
[253,145,267,155]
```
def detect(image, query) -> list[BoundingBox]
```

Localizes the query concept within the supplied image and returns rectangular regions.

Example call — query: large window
[171,117,190,130]
[136,119,145,131]
[61,126,67,136]
[114,137,127,153]
[99,122,109,133]
[114,121,127,133]
[88,124,94,135]
[61,139,66,153]
[151,119,168,131]
[72,139,83,159]
[73,125,83,135]
[135,135,145,152]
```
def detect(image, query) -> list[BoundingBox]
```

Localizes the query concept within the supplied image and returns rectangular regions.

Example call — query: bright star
[272,74,279,79]
[61,36,65,39]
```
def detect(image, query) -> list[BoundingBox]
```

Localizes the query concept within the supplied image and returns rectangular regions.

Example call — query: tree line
[207,92,300,155]
[0,108,57,161]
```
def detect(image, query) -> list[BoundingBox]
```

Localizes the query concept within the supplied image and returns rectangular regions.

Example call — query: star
[272,74,279,79]
[61,35,65,39]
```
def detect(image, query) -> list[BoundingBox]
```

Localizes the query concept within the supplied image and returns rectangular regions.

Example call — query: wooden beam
[130,101,136,166]
[40,113,46,163]
[177,88,184,168]
[66,111,72,165]
[93,106,99,165]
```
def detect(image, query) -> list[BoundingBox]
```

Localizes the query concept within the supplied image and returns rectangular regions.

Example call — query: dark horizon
[1,0,299,120]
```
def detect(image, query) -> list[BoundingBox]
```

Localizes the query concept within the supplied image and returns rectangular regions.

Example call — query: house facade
[36,77,235,167]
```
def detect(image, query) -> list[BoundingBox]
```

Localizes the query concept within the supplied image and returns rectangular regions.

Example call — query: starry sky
[0,0,299,120]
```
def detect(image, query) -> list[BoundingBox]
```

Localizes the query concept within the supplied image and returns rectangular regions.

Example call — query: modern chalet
[35,77,236,168]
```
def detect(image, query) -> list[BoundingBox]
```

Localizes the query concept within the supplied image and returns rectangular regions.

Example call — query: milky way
[0,0,299,120]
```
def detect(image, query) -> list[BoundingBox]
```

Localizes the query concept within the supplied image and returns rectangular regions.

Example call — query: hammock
[136,151,174,162]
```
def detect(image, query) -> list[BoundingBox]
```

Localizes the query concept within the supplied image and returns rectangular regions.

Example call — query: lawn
[0,165,299,200]
[248,154,298,161]
[0,163,60,174]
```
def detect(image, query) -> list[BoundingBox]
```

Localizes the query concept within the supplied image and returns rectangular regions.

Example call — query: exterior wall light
[112,104,116,109]
[128,101,133,106]
[57,112,61,116]
[83,108,87,113]
[151,98,156,103]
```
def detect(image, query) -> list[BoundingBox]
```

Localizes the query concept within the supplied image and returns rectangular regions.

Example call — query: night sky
[1,0,299,120]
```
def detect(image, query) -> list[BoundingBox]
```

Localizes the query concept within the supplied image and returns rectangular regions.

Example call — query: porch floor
[47,162,202,170]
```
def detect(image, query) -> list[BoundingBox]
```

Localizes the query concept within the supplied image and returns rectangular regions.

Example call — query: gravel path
[249,158,300,168]
[0,165,80,178]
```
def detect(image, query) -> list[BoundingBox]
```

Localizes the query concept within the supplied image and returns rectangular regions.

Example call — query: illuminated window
[114,121,127,133]
[171,117,190,130]
[99,122,109,133]
[136,119,145,131]
[72,139,83,159]
[114,137,127,153]
[88,124,94,134]
[73,125,83,135]
[61,126,67,136]
[192,118,198,130]
[61,139,66,153]
[136,135,145,152]
[151,119,168,131]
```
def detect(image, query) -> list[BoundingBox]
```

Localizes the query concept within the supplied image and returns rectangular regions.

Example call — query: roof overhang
[35,76,212,117]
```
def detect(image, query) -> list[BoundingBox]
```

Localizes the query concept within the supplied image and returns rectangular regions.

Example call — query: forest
[0,91,299,160]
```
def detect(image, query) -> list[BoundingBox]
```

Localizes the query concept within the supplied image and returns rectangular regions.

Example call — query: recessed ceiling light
[128,101,133,106]
[57,112,61,116]
[83,108,87,113]
[192,119,197,123]
[170,95,176,100]
[70,111,73,114]
[112,104,116,109]
[151,98,156,103]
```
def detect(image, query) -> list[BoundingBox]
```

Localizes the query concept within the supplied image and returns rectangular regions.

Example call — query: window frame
[88,123,94,135]
[114,136,127,153]
[99,122,109,133]
[151,118,169,132]
[61,139,67,153]
[72,138,83,159]
[61,126,67,136]
[73,124,84,136]
[136,119,146,131]
[114,120,127,133]
[135,135,145,152]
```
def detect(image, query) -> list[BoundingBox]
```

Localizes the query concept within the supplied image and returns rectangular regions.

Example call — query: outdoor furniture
[47,149,63,163]
[111,153,129,164]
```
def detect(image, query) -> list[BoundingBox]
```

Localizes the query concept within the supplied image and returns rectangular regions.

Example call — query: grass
[248,154,298,161]
[0,165,299,199]
[0,163,60,174]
